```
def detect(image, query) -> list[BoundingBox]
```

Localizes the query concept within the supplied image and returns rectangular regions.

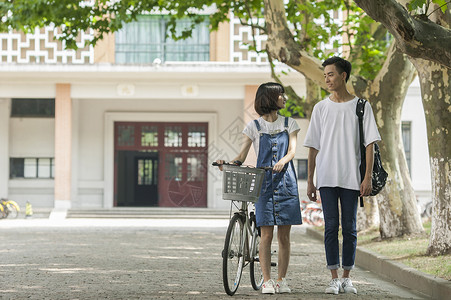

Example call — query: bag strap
[356,98,367,207]
[284,116,289,129]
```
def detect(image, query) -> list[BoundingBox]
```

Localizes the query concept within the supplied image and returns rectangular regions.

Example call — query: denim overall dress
[254,117,302,227]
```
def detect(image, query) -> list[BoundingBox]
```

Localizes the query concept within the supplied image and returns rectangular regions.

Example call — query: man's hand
[360,177,372,197]
[307,182,317,202]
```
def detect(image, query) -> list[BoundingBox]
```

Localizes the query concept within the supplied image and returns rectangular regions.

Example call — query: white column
[243,85,259,166]
[0,99,10,199]
[52,84,72,218]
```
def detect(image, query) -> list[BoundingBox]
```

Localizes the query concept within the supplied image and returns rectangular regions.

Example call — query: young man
[303,57,381,294]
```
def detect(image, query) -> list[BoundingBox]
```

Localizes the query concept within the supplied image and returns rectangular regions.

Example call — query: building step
[66,208,230,219]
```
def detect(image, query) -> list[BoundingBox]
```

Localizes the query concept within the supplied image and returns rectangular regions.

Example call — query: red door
[114,122,208,207]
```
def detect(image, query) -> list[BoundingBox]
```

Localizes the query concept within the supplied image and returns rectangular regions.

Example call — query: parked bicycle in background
[300,196,324,227]
[0,198,20,219]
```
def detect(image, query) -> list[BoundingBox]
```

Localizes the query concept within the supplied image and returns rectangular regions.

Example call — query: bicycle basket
[222,165,265,202]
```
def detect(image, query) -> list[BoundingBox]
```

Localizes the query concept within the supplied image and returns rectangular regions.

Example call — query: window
[115,15,210,63]
[188,126,206,147]
[117,125,135,147]
[187,154,205,181]
[297,159,308,180]
[165,154,183,181]
[141,125,158,147]
[10,158,55,179]
[402,121,411,175]
[137,158,157,185]
[164,126,182,147]
[11,99,55,118]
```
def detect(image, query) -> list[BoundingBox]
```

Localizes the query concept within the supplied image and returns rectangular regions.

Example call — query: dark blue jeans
[319,187,359,270]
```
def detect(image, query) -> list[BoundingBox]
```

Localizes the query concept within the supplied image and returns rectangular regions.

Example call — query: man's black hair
[322,56,352,82]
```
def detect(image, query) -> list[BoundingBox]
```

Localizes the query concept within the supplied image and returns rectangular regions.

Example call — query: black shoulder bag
[356,99,388,207]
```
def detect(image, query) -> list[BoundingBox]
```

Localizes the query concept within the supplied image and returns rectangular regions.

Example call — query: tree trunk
[411,58,451,255]
[357,197,380,232]
[365,44,423,238]
[353,0,451,69]
[303,78,322,118]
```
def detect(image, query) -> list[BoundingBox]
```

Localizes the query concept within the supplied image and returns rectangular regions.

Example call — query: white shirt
[243,116,300,156]
[303,97,381,190]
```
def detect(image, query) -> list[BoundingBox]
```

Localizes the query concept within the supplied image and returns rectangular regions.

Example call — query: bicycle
[0,198,20,219]
[213,162,274,296]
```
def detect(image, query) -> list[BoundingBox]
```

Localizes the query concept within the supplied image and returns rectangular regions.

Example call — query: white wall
[2,76,430,211]
[74,92,244,209]
[8,117,55,208]
[401,78,432,204]
[0,99,9,199]
[9,118,55,156]
[1,64,308,210]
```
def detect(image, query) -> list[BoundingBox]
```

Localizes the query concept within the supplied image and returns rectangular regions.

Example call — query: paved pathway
[0,219,425,299]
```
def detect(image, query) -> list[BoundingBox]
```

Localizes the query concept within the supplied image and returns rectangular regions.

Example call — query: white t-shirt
[243,116,300,156]
[303,97,381,190]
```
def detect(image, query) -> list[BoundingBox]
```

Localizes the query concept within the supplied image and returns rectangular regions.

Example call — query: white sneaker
[275,278,291,293]
[325,278,342,295]
[261,279,276,294]
[342,277,357,294]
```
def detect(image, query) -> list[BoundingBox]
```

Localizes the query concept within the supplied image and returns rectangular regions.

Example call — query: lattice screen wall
[229,11,343,64]
[0,11,342,65]
[230,16,268,64]
[0,26,94,64]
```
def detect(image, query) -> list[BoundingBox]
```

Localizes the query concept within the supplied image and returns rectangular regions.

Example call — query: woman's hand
[272,161,285,173]
[215,159,226,171]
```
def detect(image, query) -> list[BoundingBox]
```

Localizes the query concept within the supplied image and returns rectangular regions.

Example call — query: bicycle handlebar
[212,160,242,167]
[212,161,273,171]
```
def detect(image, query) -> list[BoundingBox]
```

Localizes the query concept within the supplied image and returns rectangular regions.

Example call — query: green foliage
[0,0,391,80]
[283,1,390,80]
[286,0,342,60]
[433,0,450,13]
[0,0,147,49]
[279,96,304,118]
[0,0,400,84]
[408,0,428,11]
[407,0,449,14]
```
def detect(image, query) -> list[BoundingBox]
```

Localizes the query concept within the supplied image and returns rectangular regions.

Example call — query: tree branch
[263,0,368,94]
[353,0,451,69]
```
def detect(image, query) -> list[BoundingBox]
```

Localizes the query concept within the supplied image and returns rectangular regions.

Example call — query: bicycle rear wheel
[249,216,263,290]
[222,213,245,296]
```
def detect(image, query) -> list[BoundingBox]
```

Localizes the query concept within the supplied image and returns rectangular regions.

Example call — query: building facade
[0,15,431,213]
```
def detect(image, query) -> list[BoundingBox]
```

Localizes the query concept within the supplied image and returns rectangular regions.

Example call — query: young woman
[216,82,302,294]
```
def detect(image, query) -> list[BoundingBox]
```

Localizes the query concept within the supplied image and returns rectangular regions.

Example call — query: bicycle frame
[216,162,266,295]
[234,201,258,265]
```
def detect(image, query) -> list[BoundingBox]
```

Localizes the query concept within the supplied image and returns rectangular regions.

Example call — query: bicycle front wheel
[222,213,245,296]
[6,203,19,219]
[249,220,263,290]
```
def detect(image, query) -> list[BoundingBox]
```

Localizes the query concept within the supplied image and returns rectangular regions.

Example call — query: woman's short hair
[254,82,285,116]
[322,56,352,82]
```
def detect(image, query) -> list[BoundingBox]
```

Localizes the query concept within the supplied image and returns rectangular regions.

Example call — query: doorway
[114,122,208,207]
[116,151,159,206]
